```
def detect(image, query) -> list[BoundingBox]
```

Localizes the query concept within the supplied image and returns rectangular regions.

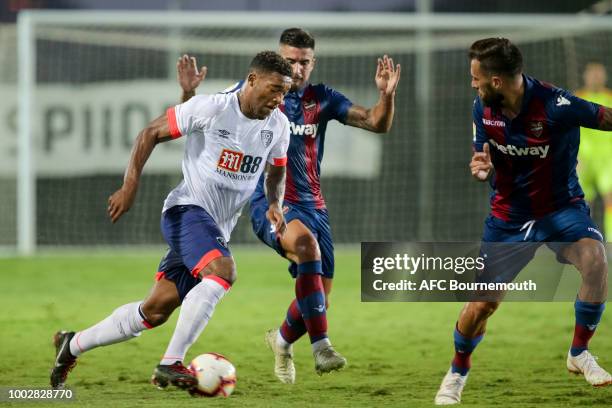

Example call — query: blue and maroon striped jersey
[251,83,353,209]
[473,75,604,222]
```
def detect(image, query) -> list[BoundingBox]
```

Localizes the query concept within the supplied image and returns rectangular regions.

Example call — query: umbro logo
[216,129,231,138]
[556,95,571,107]
[314,305,325,313]
[216,236,228,249]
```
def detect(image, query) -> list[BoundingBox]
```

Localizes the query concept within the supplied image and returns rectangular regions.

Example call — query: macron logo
[489,139,550,158]
[482,118,505,127]
[290,122,318,138]
[556,95,571,107]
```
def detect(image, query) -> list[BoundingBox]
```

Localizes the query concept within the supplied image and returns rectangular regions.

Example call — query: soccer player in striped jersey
[50,51,292,391]
[178,28,400,383]
[434,38,612,405]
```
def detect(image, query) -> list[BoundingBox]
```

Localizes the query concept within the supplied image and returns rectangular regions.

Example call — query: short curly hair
[469,38,523,77]
[279,27,315,50]
[249,50,292,77]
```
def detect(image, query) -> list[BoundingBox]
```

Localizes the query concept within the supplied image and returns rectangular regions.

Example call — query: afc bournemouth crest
[261,130,273,148]
[529,121,543,138]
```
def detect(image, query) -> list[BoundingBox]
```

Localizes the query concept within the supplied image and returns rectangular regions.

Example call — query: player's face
[583,63,607,91]
[249,71,291,119]
[470,59,504,107]
[279,45,315,91]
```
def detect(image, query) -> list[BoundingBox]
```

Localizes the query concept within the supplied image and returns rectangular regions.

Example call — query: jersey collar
[519,74,534,114]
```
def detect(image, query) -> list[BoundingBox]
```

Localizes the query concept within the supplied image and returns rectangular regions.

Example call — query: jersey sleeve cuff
[166,107,182,139]
[597,105,605,127]
[272,157,287,166]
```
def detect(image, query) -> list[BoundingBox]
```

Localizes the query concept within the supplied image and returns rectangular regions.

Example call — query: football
[188,353,237,397]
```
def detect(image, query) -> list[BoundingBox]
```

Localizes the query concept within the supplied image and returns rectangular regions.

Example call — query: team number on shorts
[217,149,262,174]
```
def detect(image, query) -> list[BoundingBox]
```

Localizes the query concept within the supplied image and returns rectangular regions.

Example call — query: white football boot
[265,329,296,384]
[567,350,612,386]
[313,345,347,375]
[434,368,468,405]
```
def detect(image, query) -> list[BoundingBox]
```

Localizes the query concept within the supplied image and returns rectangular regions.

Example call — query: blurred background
[1,0,611,253]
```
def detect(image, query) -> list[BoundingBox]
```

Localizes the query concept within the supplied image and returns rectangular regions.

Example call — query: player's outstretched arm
[108,114,173,223]
[470,142,493,182]
[177,54,207,103]
[264,163,287,237]
[345,54,401,133]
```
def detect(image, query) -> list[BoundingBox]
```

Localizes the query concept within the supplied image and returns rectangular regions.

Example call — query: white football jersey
[163,92,290,241]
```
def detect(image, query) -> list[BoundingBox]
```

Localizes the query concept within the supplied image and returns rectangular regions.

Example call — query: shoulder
[270,109,290,129]
[529,76,564,101]
[472,97,483,116]
[309,83,344,100]
[220,80,244,94]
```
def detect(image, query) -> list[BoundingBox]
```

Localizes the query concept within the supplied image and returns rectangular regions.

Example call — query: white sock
[69,301,149,357]
[160,276,229,365]
[312,337,331,353]
[276,330,292,351]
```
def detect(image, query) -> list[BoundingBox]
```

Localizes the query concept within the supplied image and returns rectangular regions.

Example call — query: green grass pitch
[1,247,610,407]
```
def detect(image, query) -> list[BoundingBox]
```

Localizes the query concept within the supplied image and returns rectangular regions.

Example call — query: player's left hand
[375,55,401,96]
[266,203,287,237]
[107,185,137,223]
[177,54,207,93]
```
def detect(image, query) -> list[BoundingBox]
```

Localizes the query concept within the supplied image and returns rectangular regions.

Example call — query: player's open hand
[177,54,207,93]
[375,55,401,96]
[266,204,287,238]
[107,186,137,223]
[470,142,492,181]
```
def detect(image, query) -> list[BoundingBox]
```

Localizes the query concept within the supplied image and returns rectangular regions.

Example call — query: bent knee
[140,304,175,327]
[472,301,500,318]
[204,256,237,285]
[294,234,321,263]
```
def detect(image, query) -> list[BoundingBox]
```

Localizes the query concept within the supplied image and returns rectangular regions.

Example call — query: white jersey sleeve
[165,94,227,138]
[267,115,290,166]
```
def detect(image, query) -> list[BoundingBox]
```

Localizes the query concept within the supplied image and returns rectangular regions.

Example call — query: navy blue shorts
[250,198,335,279]
[478,200,603,284]
[155,205,231,301]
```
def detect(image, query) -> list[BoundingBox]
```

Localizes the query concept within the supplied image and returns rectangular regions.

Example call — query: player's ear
[491,75,503,90]
[247,71,257,88]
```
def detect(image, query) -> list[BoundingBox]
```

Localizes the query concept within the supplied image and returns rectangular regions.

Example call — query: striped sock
[570,300,605,357]
[451,325,484,376]
[295,261,328,344]
[279,299,307,344]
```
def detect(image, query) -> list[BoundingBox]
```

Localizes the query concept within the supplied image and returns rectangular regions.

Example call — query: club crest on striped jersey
[529,121,544,138]
[261,130,273,148]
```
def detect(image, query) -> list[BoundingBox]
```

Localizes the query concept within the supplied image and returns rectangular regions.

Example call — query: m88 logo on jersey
[217,149,262,174]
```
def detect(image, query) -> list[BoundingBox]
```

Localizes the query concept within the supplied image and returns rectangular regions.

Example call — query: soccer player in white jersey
[50,51,293,391]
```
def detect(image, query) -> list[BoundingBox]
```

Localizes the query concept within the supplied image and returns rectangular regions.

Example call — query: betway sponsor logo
[488,139,550,158]
[290,122,318,137]
[482,118,505,127]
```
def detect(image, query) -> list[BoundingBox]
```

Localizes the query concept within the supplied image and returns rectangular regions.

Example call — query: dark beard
[481,92,504,108]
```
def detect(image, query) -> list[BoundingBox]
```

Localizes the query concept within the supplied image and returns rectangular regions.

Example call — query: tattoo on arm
[345,93,395,133]
[264,164,286,206]
[599,106,612,131]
